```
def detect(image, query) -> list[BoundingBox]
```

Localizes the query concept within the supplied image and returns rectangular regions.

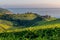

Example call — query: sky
[0,0,60,8]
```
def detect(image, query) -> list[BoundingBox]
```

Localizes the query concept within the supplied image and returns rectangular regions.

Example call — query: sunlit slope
[0,20,13,32]
[5,19,60,33]
[12,13,37,20]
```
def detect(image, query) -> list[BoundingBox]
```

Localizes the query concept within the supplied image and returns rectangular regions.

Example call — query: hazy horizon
[0,0,60,8]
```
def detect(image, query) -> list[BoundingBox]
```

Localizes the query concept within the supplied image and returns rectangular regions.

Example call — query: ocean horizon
[7,8,60,18]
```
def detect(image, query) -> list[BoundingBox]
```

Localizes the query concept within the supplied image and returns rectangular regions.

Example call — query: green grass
[0,28,60,40]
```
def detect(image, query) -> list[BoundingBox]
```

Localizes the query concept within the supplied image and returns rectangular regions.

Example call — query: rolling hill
[0,8,60,40]
[0,11,56,29]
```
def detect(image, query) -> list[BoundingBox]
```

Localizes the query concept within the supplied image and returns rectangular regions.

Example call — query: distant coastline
[5,8,60,18]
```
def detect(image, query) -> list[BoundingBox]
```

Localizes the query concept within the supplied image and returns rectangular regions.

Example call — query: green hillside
[3,18,60,40]
[0,8,60,40]
[0,11,56,27]
[0,8,12,14]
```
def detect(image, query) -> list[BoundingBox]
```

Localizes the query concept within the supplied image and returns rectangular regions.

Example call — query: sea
[7,8,60,18]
